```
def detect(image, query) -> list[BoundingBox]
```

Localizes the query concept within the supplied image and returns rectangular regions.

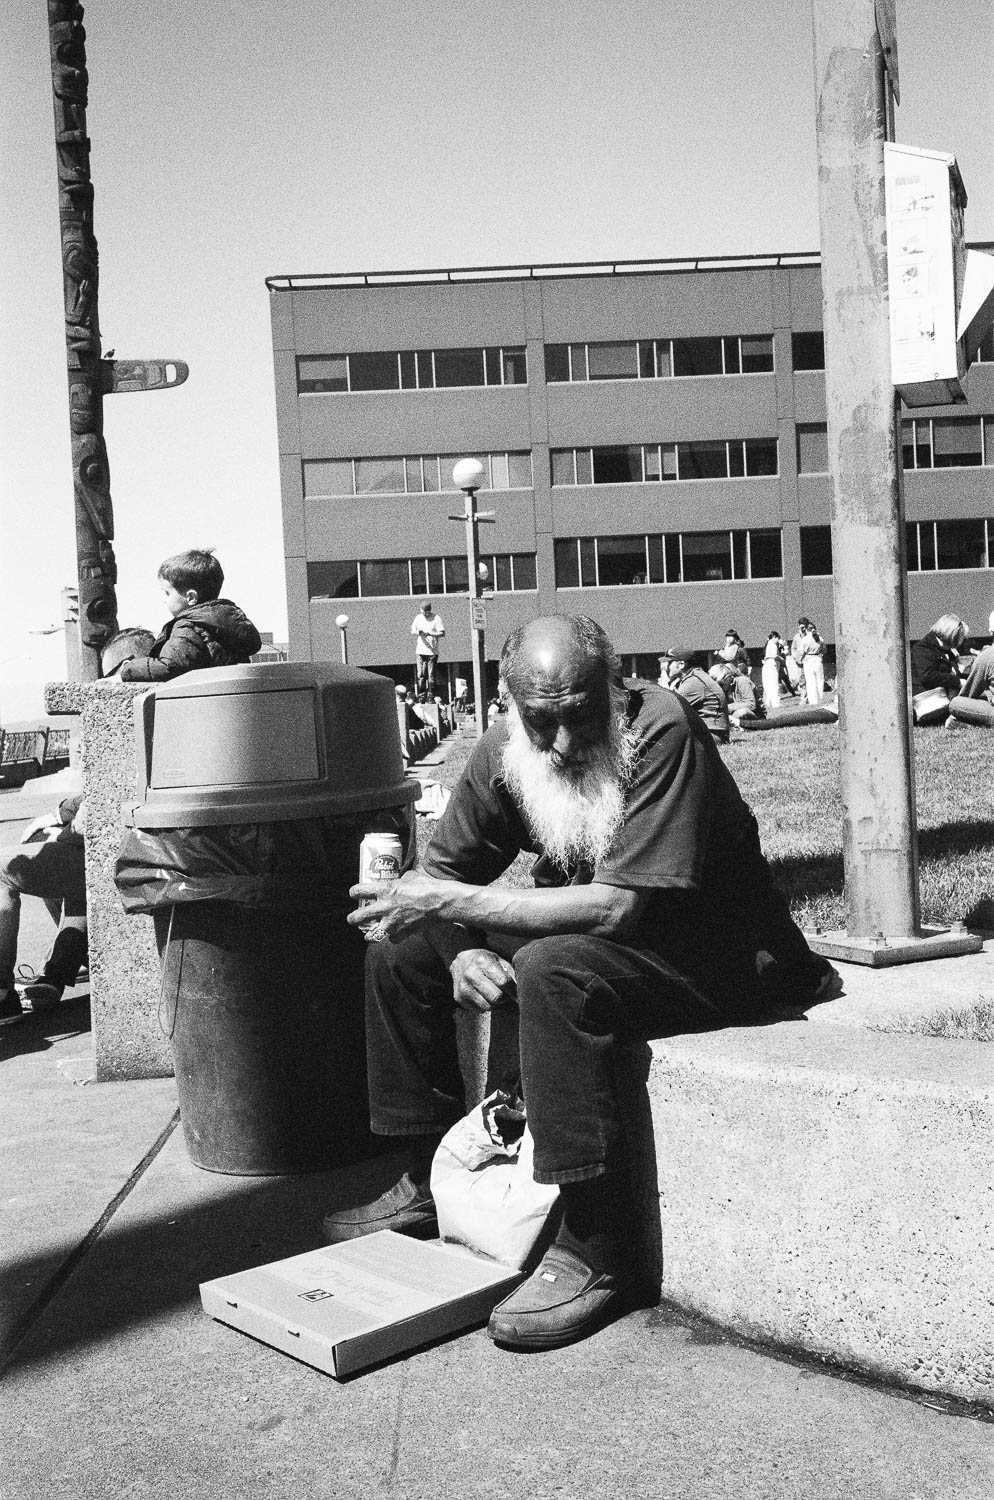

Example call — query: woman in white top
[762,632,785,710]
[799,622,826,705]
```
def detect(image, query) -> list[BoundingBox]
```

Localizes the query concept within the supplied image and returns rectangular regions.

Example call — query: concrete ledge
[46,680,171,1082]
[646,1019,993,1406]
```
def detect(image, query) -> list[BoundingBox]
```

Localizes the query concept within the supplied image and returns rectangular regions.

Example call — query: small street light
[335,613,350,665]
[450,458,495,738]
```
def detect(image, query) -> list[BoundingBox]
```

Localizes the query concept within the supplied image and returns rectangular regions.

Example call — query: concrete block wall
[46,681,172,1081]
[646,1022,993,1407]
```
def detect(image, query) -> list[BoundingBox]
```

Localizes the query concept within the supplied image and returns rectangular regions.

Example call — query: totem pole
[46,2,187,679]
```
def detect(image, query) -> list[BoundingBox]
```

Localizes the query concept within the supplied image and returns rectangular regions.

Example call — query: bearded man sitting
[325,614,832,1351]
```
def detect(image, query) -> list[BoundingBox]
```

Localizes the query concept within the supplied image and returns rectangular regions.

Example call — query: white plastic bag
[430,1090,560,1269]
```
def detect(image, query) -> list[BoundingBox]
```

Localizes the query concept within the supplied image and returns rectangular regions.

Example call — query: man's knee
[366,929,451,1003]
[514,934,603,999]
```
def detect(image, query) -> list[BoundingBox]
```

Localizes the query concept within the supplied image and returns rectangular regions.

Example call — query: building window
[308,552,538,600]
[543,334,773,383]
[302,451,533,498]
[974,328,994,362]
[801,525,833,576]
[553,530,782,587]
[905,519,991,571]
[354,456,407,495]
[592,445,644,484]
[297,345,526,393]
[901,416,990,469]
[550,438,778,485]
[307,561,358,598]
[792,332,825,370]
[797,423,829,474]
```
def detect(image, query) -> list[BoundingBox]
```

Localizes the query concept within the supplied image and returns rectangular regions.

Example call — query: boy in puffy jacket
[117,549,261,681]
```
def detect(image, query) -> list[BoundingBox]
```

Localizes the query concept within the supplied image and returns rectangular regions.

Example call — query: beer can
[358,832,403,942]
[358,831,403,919]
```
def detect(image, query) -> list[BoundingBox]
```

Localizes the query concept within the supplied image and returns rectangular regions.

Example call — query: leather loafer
[321,1173,437,1244]
[487,1245,622,1351]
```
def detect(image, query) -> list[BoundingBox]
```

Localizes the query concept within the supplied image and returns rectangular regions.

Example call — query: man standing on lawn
[410,598,445,702]
[328,614,833,1351]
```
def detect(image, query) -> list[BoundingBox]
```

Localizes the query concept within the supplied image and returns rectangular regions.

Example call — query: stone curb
[644,1020,993,1407]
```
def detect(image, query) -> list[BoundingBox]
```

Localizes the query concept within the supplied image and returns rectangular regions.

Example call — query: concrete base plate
[808,924,984,966]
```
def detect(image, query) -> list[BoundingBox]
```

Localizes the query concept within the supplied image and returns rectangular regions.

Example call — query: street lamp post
[335,613,350,665]
[450,459,495,738]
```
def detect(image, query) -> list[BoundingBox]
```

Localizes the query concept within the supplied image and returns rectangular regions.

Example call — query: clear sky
[1,0,991,714]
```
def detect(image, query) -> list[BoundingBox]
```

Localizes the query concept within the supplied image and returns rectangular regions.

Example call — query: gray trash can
[115,662,419,1175]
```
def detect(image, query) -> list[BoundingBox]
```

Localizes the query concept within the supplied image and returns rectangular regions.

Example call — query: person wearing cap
[325,614,833,1352]
[659,647,731,743]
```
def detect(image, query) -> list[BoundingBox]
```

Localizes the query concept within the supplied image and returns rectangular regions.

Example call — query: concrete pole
[809,0,981,966]
[811,0,919,945]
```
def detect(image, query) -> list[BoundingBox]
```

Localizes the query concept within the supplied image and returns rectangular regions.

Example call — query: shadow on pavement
[1,1141,409,1374]
[0,991,91,1057]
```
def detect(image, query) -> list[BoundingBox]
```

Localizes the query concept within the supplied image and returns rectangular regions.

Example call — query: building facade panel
[903,469,994,518]
[538,268,775,341]
[303,491,537,560]
[792,372,828,423]
[291,279,530,351]
[298,388,534,458]
[545,377,778,446]
[550,478,783,535]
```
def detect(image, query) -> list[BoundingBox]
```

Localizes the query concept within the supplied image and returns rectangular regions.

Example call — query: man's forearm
[415,877,635,939]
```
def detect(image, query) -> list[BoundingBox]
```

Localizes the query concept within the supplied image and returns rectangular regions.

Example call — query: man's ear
[185,589,200,607]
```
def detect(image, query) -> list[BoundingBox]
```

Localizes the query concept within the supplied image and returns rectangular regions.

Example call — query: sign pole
[451,460,495,739]
[809,0,980,965]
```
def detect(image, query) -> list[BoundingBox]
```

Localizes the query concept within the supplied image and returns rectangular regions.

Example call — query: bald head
[498,616,623,773]
[500,615,620,703]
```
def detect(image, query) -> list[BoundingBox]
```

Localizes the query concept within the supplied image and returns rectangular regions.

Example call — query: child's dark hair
[157,549,224,602]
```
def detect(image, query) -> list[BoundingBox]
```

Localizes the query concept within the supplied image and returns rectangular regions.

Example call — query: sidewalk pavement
[3,1007,993,1500]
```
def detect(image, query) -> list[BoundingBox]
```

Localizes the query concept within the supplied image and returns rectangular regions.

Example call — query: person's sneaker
[487,1244,623,1351]
[321,1173,438,1244]
[21,979,64,1013]
[0,989,25,1027]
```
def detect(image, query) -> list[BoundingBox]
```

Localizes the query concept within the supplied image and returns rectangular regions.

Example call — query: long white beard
[501,698,639,872]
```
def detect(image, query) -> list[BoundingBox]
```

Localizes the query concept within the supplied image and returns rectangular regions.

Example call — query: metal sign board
[470,598,487,631]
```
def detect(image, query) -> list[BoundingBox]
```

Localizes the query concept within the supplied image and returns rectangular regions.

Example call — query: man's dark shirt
[423,684,817,1010]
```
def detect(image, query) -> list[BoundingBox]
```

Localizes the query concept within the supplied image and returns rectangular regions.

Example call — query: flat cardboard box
[200,1231,522,1378]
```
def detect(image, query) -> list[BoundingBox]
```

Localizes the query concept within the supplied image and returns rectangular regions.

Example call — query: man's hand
[347,868,447,943]
[449,948,516,1013]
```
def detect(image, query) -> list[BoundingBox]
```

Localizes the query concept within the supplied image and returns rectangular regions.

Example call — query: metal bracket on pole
[100,359,189,395]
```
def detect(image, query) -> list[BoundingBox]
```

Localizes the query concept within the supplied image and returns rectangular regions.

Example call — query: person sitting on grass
[947,610,994,729]
[659,647,730,743]
[711,663,764,726]
[116,548,261,681]
[910,614,968,700]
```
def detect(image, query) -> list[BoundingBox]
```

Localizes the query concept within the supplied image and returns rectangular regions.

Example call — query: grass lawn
[426,717,994,937]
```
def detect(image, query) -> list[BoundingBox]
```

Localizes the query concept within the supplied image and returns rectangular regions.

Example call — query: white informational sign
[470,598,487,631]
[884,142,967,406]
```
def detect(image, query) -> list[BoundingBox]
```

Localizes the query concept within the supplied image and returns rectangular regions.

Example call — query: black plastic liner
[114,803,415,915]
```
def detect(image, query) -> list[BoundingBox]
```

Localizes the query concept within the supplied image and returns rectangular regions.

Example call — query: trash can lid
[127,661,420,827]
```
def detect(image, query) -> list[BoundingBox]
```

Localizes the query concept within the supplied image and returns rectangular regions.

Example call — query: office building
[268,253,994,690]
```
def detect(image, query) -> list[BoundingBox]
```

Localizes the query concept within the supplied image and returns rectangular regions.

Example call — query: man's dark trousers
[365,932,723,1186]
